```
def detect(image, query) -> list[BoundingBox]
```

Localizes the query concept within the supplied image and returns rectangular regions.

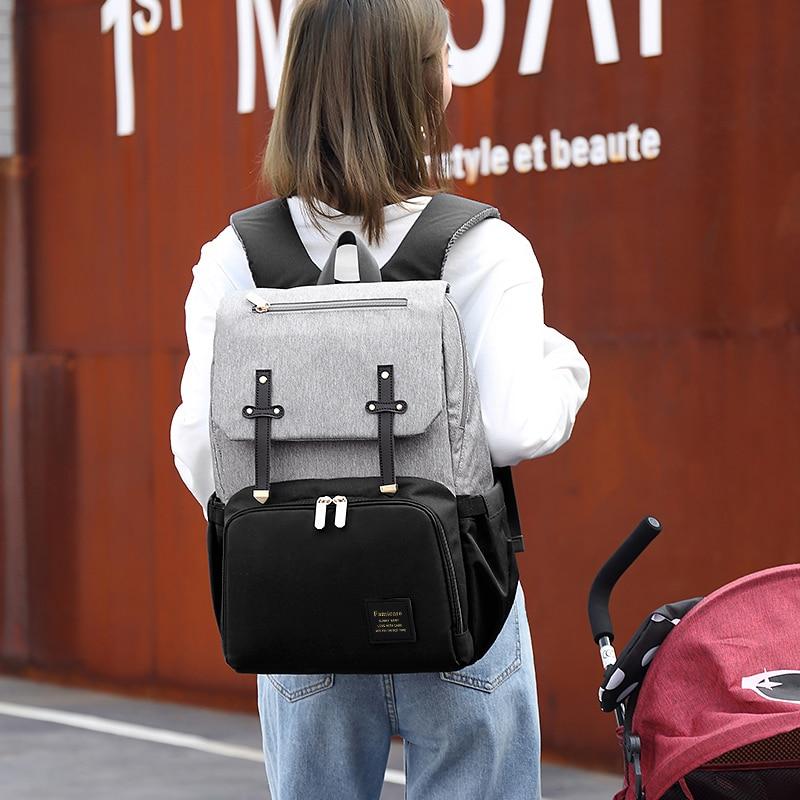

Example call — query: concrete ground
[0,675,623,799]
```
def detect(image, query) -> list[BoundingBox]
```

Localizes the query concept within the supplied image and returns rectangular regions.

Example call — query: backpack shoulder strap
[380,192,500,281]
[229,192,501,287]
[229,197,321,288]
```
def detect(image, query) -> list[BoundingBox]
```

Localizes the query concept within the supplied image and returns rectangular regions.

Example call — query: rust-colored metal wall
[2,0,798,769]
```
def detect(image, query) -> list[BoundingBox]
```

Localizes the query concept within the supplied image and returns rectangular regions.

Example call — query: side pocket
[456,478,520,663]
[206,492,225,637]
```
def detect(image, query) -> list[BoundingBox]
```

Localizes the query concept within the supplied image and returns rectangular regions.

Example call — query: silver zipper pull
[314,496,333,530]
[332,495,348,528]
[246,290,270,313]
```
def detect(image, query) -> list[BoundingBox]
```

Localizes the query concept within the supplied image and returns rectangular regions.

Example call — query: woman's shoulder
[191,223,253,292]
[444,214,544,293]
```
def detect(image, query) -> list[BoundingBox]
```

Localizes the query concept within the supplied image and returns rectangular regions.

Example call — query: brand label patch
[365,598,417,644]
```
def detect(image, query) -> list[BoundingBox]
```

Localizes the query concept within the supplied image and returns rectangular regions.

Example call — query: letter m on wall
[237,0,296,113]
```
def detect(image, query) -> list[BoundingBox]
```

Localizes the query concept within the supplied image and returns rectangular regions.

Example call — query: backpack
[205,192,525,674]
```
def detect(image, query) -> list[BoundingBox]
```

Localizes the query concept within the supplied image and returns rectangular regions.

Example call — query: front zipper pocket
[224,495,464,635]
[220,476,466,674]
[246,292,408,313]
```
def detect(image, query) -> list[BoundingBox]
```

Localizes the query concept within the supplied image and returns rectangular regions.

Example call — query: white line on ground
[0,700,554,794]
[0,700,409,785]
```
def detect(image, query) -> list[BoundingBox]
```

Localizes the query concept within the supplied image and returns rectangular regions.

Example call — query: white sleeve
[444,219,591,467]
[169,229,241,521]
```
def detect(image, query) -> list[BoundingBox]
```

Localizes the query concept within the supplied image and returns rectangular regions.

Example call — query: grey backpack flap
[205,192,523,675]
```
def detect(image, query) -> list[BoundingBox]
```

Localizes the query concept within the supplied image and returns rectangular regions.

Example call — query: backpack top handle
[317,230,382,285]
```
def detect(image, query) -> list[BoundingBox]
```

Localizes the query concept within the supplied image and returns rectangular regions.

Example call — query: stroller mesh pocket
[660,728,800,800]
[705,726,800,766]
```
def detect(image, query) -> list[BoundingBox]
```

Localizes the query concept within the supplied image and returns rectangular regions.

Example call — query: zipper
[314,495,333,529]
[332,495,348,528]
[445,295,469,427]
[246,292,408,313]
[225,495,464,634]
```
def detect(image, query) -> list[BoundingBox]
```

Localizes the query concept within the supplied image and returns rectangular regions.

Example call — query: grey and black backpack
[205,192,524,674]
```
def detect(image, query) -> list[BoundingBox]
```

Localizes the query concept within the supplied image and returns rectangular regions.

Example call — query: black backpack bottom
[206,474,519,674]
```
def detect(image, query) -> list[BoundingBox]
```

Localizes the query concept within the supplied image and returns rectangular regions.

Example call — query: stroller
[588,515,800,799]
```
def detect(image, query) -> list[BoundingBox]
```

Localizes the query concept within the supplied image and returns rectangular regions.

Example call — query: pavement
[0,675,623,799]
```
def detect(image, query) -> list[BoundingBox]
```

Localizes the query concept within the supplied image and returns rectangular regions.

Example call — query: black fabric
[230,198,321,288]
[206,472,519,674]
[206,493,225,635]
[230,192,499,282]
[660,767,800,799]
[219,475,472,673]
[379,193,501,280]
[494,465,524,553]
[455,476,520,656]
[599,597,703,712]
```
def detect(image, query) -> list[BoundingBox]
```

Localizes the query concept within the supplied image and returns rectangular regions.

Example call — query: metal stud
[259,375,268,384]
[396,403,403,410]
[273,406,281,414]
[368,403,376,411]
[245,407,253,414]
[381,370,389,379]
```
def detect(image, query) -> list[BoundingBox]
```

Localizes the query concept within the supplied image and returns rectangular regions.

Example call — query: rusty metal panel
[1,0,798,770]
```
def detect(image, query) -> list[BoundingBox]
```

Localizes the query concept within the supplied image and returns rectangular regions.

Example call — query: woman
[170,1,591,798]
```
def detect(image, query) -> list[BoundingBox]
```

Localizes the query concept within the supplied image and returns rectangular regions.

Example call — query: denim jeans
[256,581,541,800]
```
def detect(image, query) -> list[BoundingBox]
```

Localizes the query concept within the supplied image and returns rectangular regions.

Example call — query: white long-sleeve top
[170,195,591,520]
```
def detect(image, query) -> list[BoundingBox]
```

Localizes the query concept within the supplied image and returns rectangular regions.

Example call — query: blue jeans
[256,581,541,799]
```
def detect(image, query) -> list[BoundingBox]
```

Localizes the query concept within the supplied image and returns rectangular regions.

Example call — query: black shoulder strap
[229,191,502,285]
[379,192,500,280]
[229,197,321,288]
[228,191,524,552]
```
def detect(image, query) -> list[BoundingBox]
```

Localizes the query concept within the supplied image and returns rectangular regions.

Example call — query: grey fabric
[210,266,494,504]
[454,363,495,495]
[211,416,454,504]
[212,281,445,442]
[442,297,495,496]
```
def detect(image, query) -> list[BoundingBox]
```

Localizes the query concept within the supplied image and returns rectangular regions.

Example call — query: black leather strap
[246,369,284,502]
[369,364,400,493]
[365,399,407,413]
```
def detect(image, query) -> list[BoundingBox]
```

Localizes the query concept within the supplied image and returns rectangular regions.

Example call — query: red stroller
[588,516,800,799]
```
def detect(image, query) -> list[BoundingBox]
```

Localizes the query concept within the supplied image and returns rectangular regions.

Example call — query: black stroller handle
[588,515,662,644]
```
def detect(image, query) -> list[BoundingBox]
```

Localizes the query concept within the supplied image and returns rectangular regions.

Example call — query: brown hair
[259,0,453,245]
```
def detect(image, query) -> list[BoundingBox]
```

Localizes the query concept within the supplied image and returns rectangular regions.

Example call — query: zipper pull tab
[332,495,348,528]
[246,291,270,313]
[314,496,333,530]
